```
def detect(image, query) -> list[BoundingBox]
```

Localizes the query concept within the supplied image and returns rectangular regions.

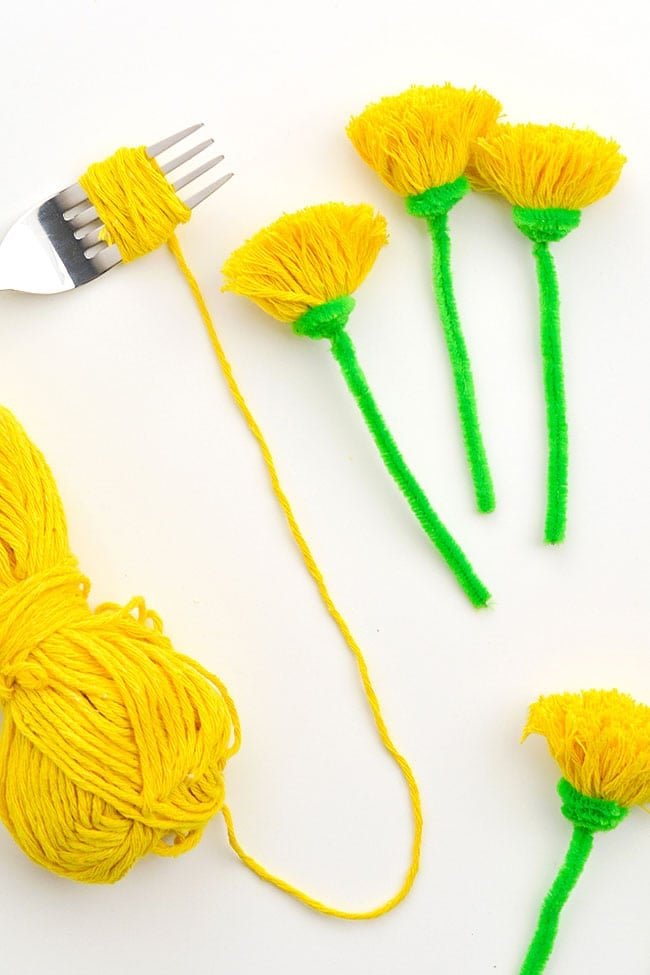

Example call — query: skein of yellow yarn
[0,406,239,883]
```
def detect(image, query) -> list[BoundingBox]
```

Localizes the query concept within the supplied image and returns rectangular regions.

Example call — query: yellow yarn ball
[0,407,239,883]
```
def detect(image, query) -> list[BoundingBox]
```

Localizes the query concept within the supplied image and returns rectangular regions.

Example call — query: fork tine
[62,199,94,221]
[147,124,203,159]
[160,139,215,176]
[89,244,122,274]
[74,220,103,244]
[84,240,109,260]
[183,172,234,210]
[172,156,225,192]
[69,205,99,230]
[56,183,90,210]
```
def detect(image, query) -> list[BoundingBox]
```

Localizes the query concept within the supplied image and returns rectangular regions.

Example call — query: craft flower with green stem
[222,202,491,608]
[347,84,502,514]
[471,124,625,543]
[519,689,650,974]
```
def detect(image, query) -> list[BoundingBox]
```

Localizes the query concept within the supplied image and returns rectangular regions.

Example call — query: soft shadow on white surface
[0,0,648,972]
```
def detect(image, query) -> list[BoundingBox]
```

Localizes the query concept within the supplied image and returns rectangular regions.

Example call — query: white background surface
[0,1,648,972]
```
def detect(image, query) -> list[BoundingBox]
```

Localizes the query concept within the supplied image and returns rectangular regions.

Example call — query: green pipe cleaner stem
[519,825,593,975]
[427,213,496,514]
[329,327,491,607]
[533,241,568,544]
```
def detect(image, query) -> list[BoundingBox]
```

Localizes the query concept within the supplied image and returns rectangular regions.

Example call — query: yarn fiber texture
[0,407,239,883]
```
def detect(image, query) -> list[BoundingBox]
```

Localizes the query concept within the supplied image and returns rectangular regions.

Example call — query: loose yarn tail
[167,235,422,918]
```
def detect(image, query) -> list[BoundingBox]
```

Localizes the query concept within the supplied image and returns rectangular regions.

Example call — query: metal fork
[0,124,232,294]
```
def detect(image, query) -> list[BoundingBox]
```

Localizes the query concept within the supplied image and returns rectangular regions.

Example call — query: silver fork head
[0,125,233,295]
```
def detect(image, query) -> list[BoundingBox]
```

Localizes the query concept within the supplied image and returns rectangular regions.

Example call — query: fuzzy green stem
[513,206,579,544]
[329,327,491,607]
[520,825,593,975]
[427,213,495,513]
[533,241,568,544]
[519,780,626,975]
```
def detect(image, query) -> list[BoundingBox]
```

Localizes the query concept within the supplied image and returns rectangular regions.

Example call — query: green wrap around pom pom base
[405,175,470,219]
[558,778,628,832]
[294,296,356,340]
[513,206,581,243]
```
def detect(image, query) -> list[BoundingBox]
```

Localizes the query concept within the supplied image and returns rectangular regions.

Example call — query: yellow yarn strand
[69,147,422,914]
[168,234,423,918]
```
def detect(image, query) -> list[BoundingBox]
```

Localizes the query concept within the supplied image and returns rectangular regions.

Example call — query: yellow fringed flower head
[524,690,650,808]
[470,124,626,210]
[347,84,502,197]
[222,203,388,323]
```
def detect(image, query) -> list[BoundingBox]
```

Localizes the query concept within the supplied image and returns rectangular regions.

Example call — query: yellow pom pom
[222,203,387,323]
[347,84,501,197]
[470,123,625,210]
[523,690,650,807]
[0,408,239,883]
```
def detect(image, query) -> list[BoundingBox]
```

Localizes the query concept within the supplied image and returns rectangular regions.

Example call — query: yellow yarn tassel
[470,123,626,210]
[347,84,501,196]
[524,689,650,806]
[0,146,423,917]
[222,202,388,322]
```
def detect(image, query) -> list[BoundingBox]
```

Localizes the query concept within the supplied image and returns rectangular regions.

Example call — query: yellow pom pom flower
[524,689,650,808]
[222,203,387,324]
[470,122,625,547]
[517,689,649,975]
[470,123,625,211]
[347,85,502,515]
[223,202,491,607]
[347,84,501,197]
